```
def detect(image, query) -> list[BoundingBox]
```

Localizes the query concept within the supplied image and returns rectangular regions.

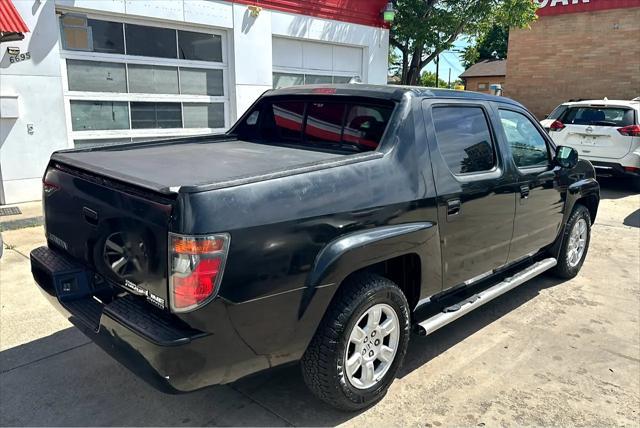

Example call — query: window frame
[497,107,556,174]
[57,11,230,146]
[429,102,502,181]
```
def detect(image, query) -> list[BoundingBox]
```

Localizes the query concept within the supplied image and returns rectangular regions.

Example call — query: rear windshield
[234,98,394,152]
[559,106,635,127]
[547,104,568,120]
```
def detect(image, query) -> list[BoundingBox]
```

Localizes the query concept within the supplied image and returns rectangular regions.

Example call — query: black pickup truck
[31,84,599,410]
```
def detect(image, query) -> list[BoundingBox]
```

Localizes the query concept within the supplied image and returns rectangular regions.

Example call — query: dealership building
[0,0,390,204]
[506,0,640,119]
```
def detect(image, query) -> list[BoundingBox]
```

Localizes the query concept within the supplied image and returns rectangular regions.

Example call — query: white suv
[543,99,640,189]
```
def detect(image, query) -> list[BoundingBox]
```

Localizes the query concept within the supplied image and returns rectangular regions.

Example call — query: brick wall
[463,76,506,93]
[505,7,640,119]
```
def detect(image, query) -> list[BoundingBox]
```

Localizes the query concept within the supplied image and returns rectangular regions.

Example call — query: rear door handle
[447,199,461,217]
[82,206,98,226]
[520,185,530,199]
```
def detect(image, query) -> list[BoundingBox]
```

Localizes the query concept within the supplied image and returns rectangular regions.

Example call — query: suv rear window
[559,107,635,127]
[236,98,394,152]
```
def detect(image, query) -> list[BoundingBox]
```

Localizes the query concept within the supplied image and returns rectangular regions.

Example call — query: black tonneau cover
[52,139,350,194]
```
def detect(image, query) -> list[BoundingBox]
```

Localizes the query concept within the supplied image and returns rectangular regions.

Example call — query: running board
[415,257,557,336]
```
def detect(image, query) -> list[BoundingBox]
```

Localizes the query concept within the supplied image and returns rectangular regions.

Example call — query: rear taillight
[624,166,640,173]
[549,120,565,131]
[42,179,59,196]
[169,233,230,312]
[617,125,640,137]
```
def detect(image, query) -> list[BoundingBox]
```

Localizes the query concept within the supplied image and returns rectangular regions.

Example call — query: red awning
[0,0,29,34]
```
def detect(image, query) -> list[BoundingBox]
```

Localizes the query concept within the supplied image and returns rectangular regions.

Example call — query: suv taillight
[169,233,230,312]
[549,120,565,131]
[617,125,640,137]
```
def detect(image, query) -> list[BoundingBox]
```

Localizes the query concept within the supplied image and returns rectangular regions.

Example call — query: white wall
[1,0,389,204]
[0,0,68,204]
[270,10,389,86]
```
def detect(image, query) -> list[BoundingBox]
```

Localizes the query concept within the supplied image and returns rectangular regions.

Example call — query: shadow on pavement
[598,177,639,200]
[623,209,640,228]
[0,274,566,427]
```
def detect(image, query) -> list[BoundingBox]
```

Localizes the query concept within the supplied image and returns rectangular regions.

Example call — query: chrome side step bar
[416,257,557,336]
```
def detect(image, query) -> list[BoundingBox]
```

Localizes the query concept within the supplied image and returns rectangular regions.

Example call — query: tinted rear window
[236,98,394,152]
[560,107,635,127]
[432,106,496,175]
[547,104,567,120]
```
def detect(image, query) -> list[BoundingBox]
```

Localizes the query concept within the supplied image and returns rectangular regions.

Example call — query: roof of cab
[265,83,522,107]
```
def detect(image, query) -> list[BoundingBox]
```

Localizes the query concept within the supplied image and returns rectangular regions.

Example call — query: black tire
[551,204,592,279]
[301,273,410,411]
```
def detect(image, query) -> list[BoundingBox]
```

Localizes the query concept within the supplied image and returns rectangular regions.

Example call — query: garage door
[272,38,363,88]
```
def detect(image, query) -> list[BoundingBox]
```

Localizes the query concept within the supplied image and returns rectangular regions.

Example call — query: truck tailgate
[43,162,175,310]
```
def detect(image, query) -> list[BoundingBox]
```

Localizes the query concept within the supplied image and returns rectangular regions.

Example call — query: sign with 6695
[9,52,31,63]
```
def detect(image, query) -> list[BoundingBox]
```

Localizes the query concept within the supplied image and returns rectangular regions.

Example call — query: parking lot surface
[1,180,638,427]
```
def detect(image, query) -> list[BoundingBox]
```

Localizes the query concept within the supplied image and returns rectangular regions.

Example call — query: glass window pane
[432,107,495,174]
[343,104,393,151]
[61,14,86,27]
[62,27,91,50]
[333,76,352,84]
[183,103,225,128]
[269,101,305,141]
[304,102,344,145]
[179,68,223,96]
[87,19,124,54]
[128,64,179,94]
[67,60,127,92]
[130,102,182,129]
[560,107,634,127]
[70,101,129,131]
[273,73,304,89]
[499,110,549,168]
[125,24,177,58]
[178,31,222,62]
[305,75,332,85]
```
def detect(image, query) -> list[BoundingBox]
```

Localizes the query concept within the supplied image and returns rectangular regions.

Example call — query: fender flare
[564,177,600,225]
[298,222,437,318]
[550,177,600,258]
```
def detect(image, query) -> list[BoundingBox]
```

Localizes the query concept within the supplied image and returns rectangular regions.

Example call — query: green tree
[420,71,448,88]
[462,24,509,68]
[390,0,537,85]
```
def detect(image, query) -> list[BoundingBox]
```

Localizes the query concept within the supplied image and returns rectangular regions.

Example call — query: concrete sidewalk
[0,201,43,231]
[1,180,638,426]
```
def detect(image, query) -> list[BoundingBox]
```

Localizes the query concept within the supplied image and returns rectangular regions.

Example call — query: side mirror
[555,145,579,169]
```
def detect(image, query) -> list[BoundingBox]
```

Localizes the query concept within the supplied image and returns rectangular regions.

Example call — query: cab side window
[499,109,550,168]
[432,106,496,175]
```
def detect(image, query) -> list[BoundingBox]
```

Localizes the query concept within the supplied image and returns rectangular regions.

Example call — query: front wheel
[551,204,592,279]
[301,273,410,411]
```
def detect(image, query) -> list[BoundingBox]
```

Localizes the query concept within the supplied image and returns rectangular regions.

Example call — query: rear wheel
[301,273,410,411]
[551,204,591,279]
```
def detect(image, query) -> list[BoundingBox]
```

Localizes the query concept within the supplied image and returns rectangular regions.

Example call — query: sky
[422,37,472,84]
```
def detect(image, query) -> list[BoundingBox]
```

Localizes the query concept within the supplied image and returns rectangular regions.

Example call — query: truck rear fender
[299,222,439,319]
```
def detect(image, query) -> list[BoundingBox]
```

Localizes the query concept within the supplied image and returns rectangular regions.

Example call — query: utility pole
[448,68,451,89]
[435,54,439,88]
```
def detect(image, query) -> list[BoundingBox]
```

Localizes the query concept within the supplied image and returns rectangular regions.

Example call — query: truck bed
[51,138,367,194]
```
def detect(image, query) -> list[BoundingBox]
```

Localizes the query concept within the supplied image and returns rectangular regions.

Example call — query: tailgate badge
[123,279,166,309]
[124,279,147,295]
